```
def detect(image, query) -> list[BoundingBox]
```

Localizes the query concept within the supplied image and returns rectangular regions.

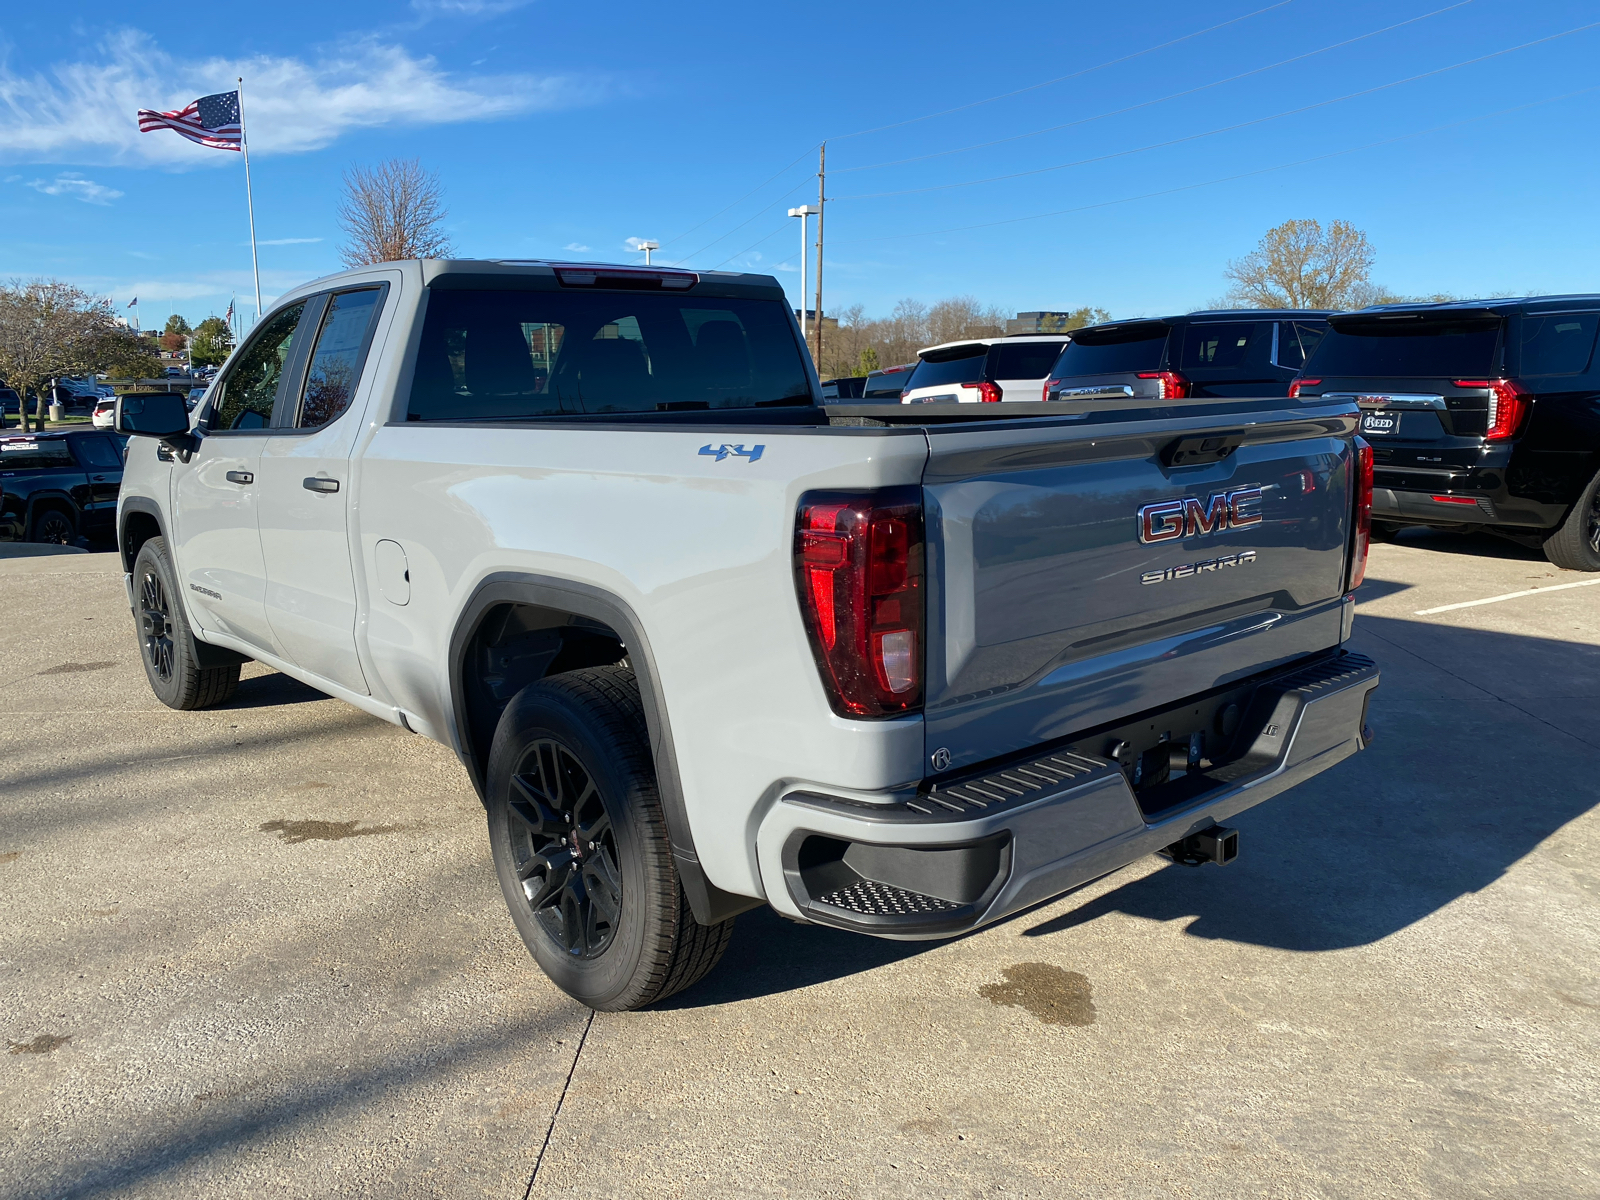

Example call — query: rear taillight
[1136,370,1190,399]
[795,488,924,717]
[959,381,1003,403]
[1042,378,1059,402]
[1288,377,1321,399]
[1348,436,1373,591]
[1452,378,1529,440]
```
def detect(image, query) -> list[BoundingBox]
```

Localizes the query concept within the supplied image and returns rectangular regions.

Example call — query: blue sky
[2,0,1598,330]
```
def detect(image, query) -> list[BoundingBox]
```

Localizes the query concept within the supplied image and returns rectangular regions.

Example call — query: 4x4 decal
[699,443,765,463]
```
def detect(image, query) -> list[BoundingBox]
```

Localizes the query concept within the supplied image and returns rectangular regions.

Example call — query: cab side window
[74,437,122,470]
[296,288,384,429]
[208,302,307,432]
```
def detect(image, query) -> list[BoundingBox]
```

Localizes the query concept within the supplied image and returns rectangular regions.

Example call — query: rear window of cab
[406,289,811,420]
[1051,325,1169,376]
[1306,318,1502,378]
[0,438,75,469]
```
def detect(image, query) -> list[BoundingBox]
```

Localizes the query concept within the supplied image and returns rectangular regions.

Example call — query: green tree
[163,313,192,337]
[189,316,234,369]
[0,279,122,431]
[94,326,162,381]
[1223,219,1375,309]
[857,346,880,375]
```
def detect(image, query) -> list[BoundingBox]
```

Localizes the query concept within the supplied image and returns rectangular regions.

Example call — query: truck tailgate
[921,399,1359,773]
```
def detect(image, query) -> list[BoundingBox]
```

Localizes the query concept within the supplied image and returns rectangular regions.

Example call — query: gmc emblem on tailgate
[1137,487,1263,544]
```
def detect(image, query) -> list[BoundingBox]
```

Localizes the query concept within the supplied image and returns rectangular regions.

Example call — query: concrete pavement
[2,529,1597,1198]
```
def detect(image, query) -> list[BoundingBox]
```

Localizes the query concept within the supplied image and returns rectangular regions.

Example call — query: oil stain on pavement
[8,1034,71,1054]
[259,819,406,844]
[980,963,1097,1026]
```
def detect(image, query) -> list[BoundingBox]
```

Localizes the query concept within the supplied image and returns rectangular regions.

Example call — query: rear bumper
[1372,485,1501,525]
[757,651,1378,939]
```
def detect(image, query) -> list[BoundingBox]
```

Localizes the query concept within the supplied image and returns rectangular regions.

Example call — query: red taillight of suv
[1288,377,1321,399]
[959,381,1002,403]
[794,488,924,716]
[1452,378,1529,440]
[1041,378,1059,402]
[1136,370,1189,399]
[1348,436,1374,591]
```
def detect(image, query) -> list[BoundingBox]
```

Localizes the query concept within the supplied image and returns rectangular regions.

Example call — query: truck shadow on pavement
[1381,525,1547,562]
[222,670,331,709]
[1024,616,1600,951]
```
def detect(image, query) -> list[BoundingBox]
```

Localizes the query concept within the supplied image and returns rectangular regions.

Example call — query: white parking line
[1415,576,1600,615]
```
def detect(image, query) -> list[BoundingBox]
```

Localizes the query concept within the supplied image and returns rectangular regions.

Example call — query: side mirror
[116,393,190,437]
[116,393,198,456]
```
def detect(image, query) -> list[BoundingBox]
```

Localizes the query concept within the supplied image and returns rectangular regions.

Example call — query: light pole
[788,205,817,341]
[638,240,659,265]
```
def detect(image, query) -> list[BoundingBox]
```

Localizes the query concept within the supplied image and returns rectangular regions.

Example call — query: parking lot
[2,532,1597,1199]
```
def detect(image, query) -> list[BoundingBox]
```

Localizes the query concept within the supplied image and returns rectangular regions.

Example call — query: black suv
[0,429,126,544]
[1292,297,1600,571]
[1043,310,1333,401]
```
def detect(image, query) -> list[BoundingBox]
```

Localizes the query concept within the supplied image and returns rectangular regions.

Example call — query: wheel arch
[119,497,167,573]
[449,573,759,925]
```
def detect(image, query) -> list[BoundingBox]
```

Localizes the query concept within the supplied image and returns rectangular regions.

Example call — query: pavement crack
[523,1008,595,1199]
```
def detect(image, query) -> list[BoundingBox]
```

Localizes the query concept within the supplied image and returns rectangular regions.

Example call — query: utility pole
[788,205,816,341]
[638,240,659,265]
[812,143,826,371]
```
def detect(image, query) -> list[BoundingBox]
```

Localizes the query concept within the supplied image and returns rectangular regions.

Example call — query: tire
[29,506,76,545]
[131,537,240,710]
[1370,520,1404,542]
[1542,469,1600,572]
[485,665,734,1011]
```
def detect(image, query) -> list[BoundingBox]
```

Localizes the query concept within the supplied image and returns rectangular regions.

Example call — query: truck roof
[273,259,788,308]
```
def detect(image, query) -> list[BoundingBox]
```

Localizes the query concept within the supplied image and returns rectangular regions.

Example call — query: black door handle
[225,470,254,485]
[92,475,105,481]
[303,477,339,493]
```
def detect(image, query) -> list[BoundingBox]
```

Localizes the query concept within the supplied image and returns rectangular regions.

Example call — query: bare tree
[1223,219,1375,310]
[337,158,455,267]
[0,279,131,431]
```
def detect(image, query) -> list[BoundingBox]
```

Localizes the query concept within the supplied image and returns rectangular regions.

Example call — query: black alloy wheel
[485,666,735,1010]
[1543,469,1600,572]
[140,567,176,683]
[505,738,623,959]
[30,508,74,545]
[129,536,241,710]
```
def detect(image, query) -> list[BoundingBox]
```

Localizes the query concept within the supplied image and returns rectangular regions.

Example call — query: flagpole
[237,76,262,323]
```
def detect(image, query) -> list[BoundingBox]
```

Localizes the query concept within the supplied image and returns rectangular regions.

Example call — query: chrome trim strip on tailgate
[1325,392,1446,410]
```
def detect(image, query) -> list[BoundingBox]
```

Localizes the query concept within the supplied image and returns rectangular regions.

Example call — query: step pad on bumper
[814,879,963,916]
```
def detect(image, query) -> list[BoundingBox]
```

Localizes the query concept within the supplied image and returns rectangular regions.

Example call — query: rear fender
[448,573,760,925]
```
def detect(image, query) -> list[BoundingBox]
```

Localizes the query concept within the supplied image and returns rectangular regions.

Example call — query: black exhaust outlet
[1160,824,1239,867]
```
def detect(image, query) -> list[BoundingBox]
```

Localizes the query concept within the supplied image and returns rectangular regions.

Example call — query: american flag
[137,90,243,151]
[224,299,234,322]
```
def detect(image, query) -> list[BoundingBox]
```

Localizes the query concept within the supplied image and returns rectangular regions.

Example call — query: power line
[826,0,1297,142]
[828,84,1600,246]
[655,1,1296,268]
[669,175,814,266]
[833,0,1472,176]
[832,18,1600,201]
[656,148,814,251]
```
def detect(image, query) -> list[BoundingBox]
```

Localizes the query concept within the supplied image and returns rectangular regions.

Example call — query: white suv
[898,335,1068,404]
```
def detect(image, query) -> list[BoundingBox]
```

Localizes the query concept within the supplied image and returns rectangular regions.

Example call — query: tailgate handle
[1162,431,1245,468]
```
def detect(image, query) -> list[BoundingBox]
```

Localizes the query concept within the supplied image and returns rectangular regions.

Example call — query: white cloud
[411,0,530,14]
[0,29,606,166]
[26,172,122,203]
[563,242,589,252]
[256,237,322,245]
